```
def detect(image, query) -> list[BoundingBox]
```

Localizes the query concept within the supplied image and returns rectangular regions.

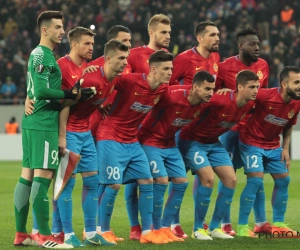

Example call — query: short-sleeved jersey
[57,55,88,90]
[216,56,269,90]
[96,73,168,143]
[180,91,255,144]
[240,88,300,149]
[138,86,206,148]
[88,56,132,136]
[67,67,115,132]
[127,46,156,73]
[169,47,220,86]
[22,45,62,131]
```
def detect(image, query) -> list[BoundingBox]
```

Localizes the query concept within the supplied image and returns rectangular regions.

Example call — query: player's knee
[223,175,237,189]
[109,184,121,190]
[154,176,168,184]
[137,178,153,185]
[171,177,188,184]
[274,175,290,188]
[202,176,214,188]
[21,167,33,181]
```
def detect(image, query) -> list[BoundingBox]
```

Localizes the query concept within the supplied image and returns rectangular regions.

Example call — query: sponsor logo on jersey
[257,70,263,80]
[153,95,160,104]
[130,101,153,113]
[218,121,236,129]
[72,75,77,79]
[213,62,218,72]
[35,64,44,73]
[171,118,192,127]
[288,109,295,119]
[196,66,203,71]
[193,110,201,118]
[264,114,288,126]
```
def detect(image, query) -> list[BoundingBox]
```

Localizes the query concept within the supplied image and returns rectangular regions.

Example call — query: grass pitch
[1,161,300,249]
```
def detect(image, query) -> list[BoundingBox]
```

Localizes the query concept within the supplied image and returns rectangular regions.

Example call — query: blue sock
[138,183,153,231]
[168,182,180,225]
[153,183,168,230]
[218,181,231,224]
[272,176,290,223]
[238,177,263,225]
[51,199,62,233]
[209,186,235,231]
[254,182,266,223]
[100,186,118,232]
[32,209,38,231]
[194,184,213,231]
[82,175,99,233]
[97,184,106,228]
[125,183,139,227]
[57,177,75,233]
[162,182,188,228]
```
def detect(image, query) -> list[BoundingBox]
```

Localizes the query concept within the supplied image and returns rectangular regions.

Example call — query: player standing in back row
[125,14,171,240]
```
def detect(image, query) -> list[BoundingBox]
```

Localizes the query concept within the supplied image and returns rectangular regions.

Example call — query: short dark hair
[279,66,300,84]
[148,50,173,66]
[104,39,129,56]
[193,70,215,85]
[107,25,131,41]
[236,27,258,43]
[37,11,63,31]
[236,70,259,88]
[68,26,96,44]
[194,21,216,37]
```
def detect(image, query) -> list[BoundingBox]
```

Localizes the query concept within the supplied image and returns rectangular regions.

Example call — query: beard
[287,87,300,100]
[243,50,259,62]
[155,40,169,49]
[207,44,219,52]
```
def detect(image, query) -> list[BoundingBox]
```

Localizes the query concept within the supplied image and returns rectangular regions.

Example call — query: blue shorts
[66,131,97,174]
[97,140,152,184]
[239,140,288,174]
[219,130,243,170]
[178,139,233,172]
[141,145,186,179]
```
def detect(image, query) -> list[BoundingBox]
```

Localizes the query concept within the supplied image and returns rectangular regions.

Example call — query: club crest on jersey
[288,109,295,119]
[257,70,263,80]
[193,110,201,118]
[153,95,160,104]
[213,62,218,72]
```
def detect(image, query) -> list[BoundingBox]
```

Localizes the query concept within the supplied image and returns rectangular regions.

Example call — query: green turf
[2,161,300,249]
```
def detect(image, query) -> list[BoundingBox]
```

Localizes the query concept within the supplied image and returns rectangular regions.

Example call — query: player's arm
[281,124,293,170]
[58,99,77,157]
[215,61,226,91]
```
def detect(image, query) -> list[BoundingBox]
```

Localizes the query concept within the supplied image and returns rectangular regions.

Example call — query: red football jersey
[216,56,269,90]
[127,45,156,73]
[96,73,168,143]
[58,55,88,90]
[240,88,300,149]
[180,91,255,143]
[67,67,115,132]
[138,86,206,148]
[88,56,132,136]
[169,47,220,86]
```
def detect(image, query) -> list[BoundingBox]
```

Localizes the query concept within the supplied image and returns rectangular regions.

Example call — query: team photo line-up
[13,10,300,249]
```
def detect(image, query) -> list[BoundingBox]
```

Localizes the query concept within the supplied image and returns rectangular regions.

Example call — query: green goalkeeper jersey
[22,45,65,131]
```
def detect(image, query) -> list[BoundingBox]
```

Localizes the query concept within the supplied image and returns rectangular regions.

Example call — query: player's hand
[281,148,290,170]
[84,65,99,74]
[59,134,67,157]
[80,87,96,101]
[25,98,35,115]
[216,88,231,95]
[63,79,83,101]
[99,104,111,119]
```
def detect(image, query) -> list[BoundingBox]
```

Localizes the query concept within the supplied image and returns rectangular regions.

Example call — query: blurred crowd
[0,0,299,104]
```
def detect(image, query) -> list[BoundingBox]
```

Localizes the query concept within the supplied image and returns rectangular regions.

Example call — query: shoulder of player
[256,87,277,100]
[88,56,104,66]
[210,91,233,105]
[257,58,269,68]
[31,46,55,67]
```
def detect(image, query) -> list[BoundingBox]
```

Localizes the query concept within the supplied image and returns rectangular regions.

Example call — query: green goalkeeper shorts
[22,129,60,170]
